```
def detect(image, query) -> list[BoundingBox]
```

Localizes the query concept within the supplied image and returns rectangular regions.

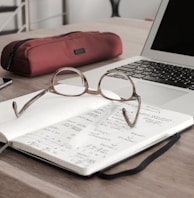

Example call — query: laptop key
[131,73,145,79]
[189,85,194,90]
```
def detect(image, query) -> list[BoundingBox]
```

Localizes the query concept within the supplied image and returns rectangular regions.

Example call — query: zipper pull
[6,38,33,70]
[7,49,15,70]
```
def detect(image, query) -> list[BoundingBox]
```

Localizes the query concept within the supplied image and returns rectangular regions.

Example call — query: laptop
[65,0,194,116]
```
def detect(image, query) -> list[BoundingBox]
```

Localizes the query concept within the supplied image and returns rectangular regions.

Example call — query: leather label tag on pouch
[74,48,86,55]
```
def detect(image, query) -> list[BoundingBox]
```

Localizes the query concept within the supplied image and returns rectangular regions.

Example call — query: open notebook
[0,85,193,176]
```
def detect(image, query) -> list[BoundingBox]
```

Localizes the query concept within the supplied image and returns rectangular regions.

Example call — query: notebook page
[12,102,193,175]
[0,84,111,142]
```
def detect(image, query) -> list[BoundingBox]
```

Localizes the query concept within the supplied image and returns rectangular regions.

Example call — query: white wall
[29,0,63,30]
[120,0,161,19]
[66,0,111,24]
[0,0,161,31]
[66,0,161,24]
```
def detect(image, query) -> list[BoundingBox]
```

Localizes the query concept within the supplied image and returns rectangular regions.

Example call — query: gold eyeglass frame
[12,67,141,127]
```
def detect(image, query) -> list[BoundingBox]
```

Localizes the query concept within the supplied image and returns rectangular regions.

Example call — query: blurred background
[0,0,161,35]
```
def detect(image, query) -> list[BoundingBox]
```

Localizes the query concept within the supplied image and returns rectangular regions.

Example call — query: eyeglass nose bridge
[86,88,101,95]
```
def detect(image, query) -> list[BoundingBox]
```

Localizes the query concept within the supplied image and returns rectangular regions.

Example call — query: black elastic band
[98,133,180,180]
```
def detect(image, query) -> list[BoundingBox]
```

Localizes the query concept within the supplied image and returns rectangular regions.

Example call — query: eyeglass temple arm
[122,96,141,127]
[12,89,48,118]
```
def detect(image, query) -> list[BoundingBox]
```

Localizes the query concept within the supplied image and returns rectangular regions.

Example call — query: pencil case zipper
[6,38,33,70]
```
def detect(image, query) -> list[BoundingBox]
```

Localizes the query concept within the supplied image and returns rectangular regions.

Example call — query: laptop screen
[151,0,194,57]
[142,0,194,67]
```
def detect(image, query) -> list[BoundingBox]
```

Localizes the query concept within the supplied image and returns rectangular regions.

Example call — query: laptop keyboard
[111,60,194,90]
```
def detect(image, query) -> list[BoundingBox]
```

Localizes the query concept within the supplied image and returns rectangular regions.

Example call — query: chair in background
[0,0,30,35]
[109,0,121,17]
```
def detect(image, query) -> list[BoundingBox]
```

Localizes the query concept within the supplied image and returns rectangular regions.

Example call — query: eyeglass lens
[52,68,87,96]
[99,72,135,100]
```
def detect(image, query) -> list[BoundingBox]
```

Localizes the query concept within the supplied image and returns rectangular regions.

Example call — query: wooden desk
[0,18,194,198]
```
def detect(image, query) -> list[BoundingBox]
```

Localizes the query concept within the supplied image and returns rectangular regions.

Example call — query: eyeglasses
[12,67,141,127]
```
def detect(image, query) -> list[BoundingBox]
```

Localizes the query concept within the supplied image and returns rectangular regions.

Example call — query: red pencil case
[0,31,122,77]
